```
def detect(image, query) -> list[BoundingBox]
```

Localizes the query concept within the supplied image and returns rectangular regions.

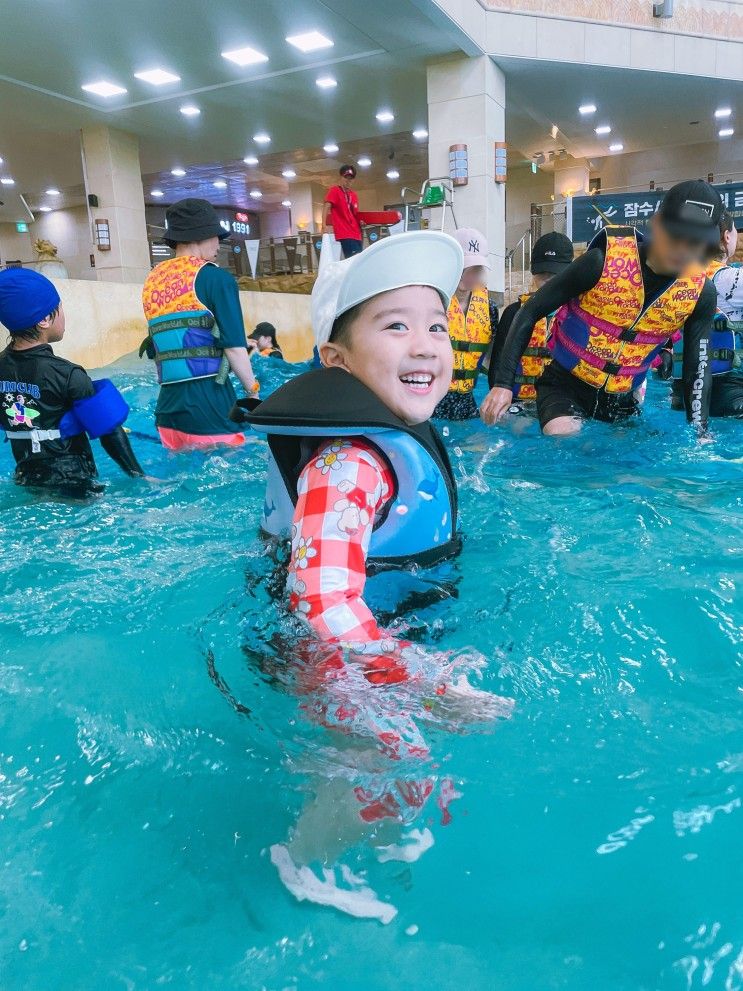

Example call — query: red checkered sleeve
[286,438,394,642]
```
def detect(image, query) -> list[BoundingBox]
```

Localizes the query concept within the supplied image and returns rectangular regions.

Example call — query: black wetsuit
[0,343,143,496]
[492,244,717,431]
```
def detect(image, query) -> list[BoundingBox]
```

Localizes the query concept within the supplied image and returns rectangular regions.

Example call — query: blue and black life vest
[245,367,460,571]
[672,260,743,380]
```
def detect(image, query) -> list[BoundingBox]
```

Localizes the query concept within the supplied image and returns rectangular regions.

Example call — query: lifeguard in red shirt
[323,164,363,259]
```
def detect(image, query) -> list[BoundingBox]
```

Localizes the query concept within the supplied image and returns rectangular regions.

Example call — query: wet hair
[9,305,60,346]
[706,210,736,262]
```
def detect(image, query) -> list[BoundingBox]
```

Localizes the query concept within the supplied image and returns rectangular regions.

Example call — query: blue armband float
[59,379,129,439]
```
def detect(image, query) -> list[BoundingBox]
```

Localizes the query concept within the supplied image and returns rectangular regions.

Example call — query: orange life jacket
[513,293,553,401]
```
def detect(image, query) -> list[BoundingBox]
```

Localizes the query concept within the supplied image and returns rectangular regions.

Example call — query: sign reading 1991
[219,211,252,239]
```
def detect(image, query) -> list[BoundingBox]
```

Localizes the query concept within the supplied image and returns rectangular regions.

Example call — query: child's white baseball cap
[454,228,490,269]
[312,231,464,348]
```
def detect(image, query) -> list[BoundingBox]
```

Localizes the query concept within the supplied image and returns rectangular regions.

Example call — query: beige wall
[50,278,313,371]
[0,206,97,280]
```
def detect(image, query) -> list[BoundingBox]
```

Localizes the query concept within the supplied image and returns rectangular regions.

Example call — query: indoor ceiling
[0,2,741,223]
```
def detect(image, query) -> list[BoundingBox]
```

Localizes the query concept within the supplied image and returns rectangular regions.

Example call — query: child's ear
[318,342,351,370]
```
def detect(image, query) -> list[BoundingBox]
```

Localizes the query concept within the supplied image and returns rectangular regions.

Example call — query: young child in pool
[241,231,511,919]
[0,268,144,496]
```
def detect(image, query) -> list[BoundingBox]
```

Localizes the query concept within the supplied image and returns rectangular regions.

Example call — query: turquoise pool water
[1,355,741,990]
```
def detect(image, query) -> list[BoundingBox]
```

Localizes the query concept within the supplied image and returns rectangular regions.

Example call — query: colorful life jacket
[551,227,706,394]
[141,256,227,386]
[513,293,554,401]
[447,287,492,394]
[245,367,460,571]
[672,259,743,379]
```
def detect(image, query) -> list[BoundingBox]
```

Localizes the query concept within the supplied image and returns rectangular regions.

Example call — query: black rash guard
[491,245,717,430]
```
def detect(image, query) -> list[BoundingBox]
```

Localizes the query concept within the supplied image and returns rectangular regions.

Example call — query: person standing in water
[670,210,743,418]
[488,231,574,415]
[481,180,720,436]
[322,164,363,259]
[141,198,257,451]
[434,228,498,420]
[0,269,144,496]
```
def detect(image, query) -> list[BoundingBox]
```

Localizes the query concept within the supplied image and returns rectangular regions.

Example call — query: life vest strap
[450,340,489,353]
[523,346,551,358]
[4,427,61,453]
[154,345,223,363]
[451,368,478,381]
[148,313,215,334]
[515,374,540,386]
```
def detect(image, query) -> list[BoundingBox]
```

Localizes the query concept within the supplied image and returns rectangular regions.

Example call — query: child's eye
[386,322,408,332]
[430,323,448,334]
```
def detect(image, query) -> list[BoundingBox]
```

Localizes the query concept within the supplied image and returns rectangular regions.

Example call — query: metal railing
[505,228,532,297]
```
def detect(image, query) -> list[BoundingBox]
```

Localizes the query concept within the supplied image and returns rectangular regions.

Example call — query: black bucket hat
[165,198,230,242]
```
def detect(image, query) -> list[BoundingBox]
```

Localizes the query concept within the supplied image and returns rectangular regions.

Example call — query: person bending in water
[434,228,498,421]
[669,210,743,418]
[0,269,144,497]
[488,232,574,416]
[481,180,719,436]
[247,321,283,360]
[239,233,510,918]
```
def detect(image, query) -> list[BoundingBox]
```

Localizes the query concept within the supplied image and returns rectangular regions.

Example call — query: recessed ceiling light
[282,169,297,179]
[82,80,127,98]
[1,177,15,186]
[213,180,227,189]
[221,46,269,67]
[357,156,372,167]
[386,169,400,180]
[45,188,60,196]
[253,132,271,144]
[376,110,394,123]
[151,189,164,197]
[412,128,428,140]
[286,31,333,53]
[579,103,597,114]
[323,142,339,154]
[281,199,292,207]
[38,206,51,213]
[243,155,259,165]
[719,127,735,138]
[134,68,180,86]
[316,75,337,89]
[250,189,263,199]
[714,107,732,119]
[595,125,611,135]
[180,104,200,116]
[609,143,624,152]
[170,168,186,177]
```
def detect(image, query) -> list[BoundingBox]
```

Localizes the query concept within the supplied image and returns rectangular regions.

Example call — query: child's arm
[287,439,393,643]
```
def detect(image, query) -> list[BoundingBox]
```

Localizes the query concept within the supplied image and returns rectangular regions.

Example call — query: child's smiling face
[320,285,453,425]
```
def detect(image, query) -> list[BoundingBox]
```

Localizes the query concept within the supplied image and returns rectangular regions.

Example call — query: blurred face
[257,334,272,350]
[649,215,706,274]
[320,285,452,425]
[340,173,354,189]
[723,224,739,260]
[458,264,486,292]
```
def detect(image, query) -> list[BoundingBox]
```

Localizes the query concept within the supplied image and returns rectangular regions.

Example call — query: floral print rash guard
[286,438,394,643]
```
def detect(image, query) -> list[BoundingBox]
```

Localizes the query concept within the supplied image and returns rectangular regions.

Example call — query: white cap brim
[311,231,464,348]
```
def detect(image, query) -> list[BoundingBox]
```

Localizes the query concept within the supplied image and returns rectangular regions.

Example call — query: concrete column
[80,125,150,284]
[427,55,506,293]
[290,182,327,234]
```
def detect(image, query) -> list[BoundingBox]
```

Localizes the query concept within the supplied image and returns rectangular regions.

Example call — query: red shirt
[325,184,361,241]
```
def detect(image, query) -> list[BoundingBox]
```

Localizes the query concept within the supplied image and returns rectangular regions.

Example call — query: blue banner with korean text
[568,183,743,243]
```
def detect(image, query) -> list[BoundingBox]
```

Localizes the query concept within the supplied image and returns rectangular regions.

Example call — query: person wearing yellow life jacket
[434,228,498,420]
[669,210,743,418]
[141,199,257,451]
[489,232,574,413]
[481,180,720,437]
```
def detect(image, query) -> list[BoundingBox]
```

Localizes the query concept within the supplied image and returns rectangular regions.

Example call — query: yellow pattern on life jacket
[553,228,705,393]
[514,292,553,402]
[142,255,211,321]
[447,287,492,394]
[705,258,726,280]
